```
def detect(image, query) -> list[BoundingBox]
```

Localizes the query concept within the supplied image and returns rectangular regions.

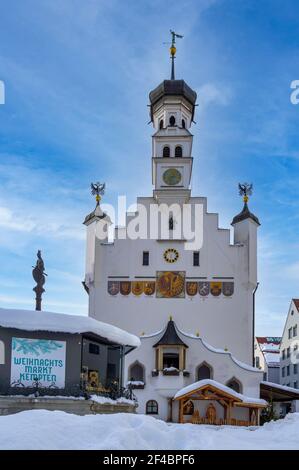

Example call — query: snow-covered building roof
[174,379,267,406]
[0,308,140,348]
[256,337,281,367]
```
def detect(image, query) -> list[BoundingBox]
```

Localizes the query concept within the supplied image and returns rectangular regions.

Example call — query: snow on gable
[174,379,267,405]
[0,308,140,348]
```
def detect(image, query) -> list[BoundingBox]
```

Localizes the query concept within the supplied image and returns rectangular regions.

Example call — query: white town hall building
[83,44,267,424]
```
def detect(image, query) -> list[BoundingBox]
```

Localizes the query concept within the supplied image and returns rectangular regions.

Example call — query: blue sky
[0,0,299,336]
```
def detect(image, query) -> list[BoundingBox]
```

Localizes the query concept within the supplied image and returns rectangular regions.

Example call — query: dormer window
[163,146,170,158]
[175,146,182,158]
[159,119,164,130]
[169,115,176,126]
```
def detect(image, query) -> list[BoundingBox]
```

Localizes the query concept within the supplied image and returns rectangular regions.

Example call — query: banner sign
[10,337,66,389]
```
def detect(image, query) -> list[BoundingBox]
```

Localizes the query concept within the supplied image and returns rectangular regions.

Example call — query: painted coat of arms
[198,282,210,296]
[223,282,234,297]
[120,281,131,295]
[186,282,198,296]
[156,271,185,298]
[107,281,120,295]
[210,282,222,296]
[132,281,144,296]
[144,281,156,296]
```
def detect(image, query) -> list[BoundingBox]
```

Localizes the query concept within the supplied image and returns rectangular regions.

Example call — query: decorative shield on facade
[223,282,234,297]
[198,282,210,296]
[107,281,119,295]
[210,282,222,296]
[144,281,155,296]
[186,282,198,296]
[156,271,185,298]
[132,281,144,296]
[120,281,131,295]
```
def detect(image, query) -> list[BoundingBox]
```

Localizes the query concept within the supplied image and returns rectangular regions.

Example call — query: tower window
[159,119,164,130]
[169,115,176,126]
[175,146,182,158]
[193,252,200,266]
[163,146,170,158]
[146,400,158,415]
[142,251,149,266]
[182,119,186,128]
[169,216,174,230]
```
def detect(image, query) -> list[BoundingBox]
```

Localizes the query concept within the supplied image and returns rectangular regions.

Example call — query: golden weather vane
[164,30,183,80]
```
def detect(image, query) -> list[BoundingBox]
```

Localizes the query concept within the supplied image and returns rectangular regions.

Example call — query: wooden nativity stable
[173,380,267,426]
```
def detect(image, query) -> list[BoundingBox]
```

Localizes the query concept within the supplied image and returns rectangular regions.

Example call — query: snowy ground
[0,410,299,450]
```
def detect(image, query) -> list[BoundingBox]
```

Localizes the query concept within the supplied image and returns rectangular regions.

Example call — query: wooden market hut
[173,379,267,426]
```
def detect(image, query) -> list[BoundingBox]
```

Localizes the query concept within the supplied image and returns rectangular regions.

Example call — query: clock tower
[149,42,197,204]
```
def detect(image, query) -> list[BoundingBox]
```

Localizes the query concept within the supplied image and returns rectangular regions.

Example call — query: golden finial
[224,346,228,352]
[169,315,173,321]
[196,331,200,337]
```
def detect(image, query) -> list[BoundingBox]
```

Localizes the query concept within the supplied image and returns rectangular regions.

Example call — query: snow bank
[0,307,140,348]
[0,410,299,449]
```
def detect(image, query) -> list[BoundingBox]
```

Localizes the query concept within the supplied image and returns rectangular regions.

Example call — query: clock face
[164,248,179,264]
[162,168,182,186]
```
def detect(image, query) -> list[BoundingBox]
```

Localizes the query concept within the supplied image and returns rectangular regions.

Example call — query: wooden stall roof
[260,381,299,402]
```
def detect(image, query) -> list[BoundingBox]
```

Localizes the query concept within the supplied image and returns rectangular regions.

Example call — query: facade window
[197,363,212,381]
[291,310,294,316]
[182,119,186,128]
[226,378,242,394]
[129,361,145,382]
[193,251,200,266]
[169,115,176,126]
[255,356,260,368]
[287,347,291,358]
[142,251,149,266]
[293,325,297,337]
[288,328,292,339]
[294,381,298,389]
[163,146,170,158]
[159,119,164,130]
[89,343,100,355]
[146,400,158,415]
[282,349,285,360]
[294,364,298,374]
[175,146,182,158]
[169,216,174,230]
[163,352,179,369]
[282,367,285,378]
[287,365,290,376]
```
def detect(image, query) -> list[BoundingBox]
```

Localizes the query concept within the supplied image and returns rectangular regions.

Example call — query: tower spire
[169,30,183,80]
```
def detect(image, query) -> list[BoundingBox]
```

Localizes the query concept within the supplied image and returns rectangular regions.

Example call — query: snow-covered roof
[263,351,280,366]
[261,381,299,396]
[174,379,267,406]
[0,308,140,348]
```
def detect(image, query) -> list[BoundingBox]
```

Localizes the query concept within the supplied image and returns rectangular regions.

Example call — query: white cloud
[197,83,232,109]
